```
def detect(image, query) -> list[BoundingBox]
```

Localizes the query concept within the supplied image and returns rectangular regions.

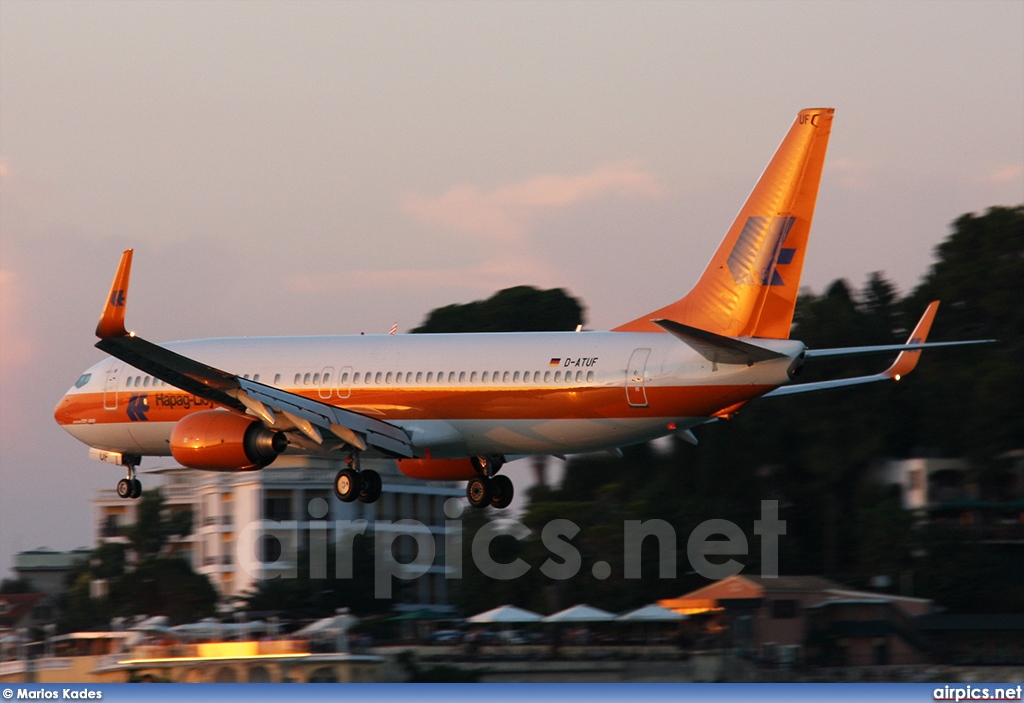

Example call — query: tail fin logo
[109,290,126,307]
[727,216,797,286]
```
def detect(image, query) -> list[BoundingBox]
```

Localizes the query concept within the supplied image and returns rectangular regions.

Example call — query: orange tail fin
[615,108,834,339]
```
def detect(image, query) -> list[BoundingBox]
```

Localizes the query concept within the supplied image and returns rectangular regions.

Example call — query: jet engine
[170,409,287,471]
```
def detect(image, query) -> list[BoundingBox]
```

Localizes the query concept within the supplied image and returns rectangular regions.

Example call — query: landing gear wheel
[117,479,132,499]
[129,479,143,499]
[358,469,383,504]
[467,475,492,509]
[489,474,514,509]
[334,468,360,503]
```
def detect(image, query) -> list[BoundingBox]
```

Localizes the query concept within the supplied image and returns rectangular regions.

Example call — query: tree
[413,286,584,333]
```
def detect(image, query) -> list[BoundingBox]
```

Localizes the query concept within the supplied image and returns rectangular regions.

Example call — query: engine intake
[170,409,287,471]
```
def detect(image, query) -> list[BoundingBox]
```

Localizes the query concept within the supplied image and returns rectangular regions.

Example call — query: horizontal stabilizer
[762,301,994,398]
[652,318,786,366]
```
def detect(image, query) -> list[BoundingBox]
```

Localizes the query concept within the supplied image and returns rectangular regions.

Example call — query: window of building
[263,494,292,521]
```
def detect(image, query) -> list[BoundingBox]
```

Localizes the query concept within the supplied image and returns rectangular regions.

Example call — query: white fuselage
[55,331,804,460]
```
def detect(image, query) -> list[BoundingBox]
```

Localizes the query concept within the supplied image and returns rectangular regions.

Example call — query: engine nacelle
[170,410,287,471]
[396,458,479,481]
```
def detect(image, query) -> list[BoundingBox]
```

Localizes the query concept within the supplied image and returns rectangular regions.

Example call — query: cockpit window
[74,373,92,389]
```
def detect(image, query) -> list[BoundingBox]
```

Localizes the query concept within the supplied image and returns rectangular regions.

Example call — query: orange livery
[54,109,991,509]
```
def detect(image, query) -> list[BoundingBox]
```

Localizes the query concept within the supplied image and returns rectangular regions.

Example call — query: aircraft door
[318,366,335,399]
[103,360,122,410]
[625,348,651,408]
[336,365,352,399]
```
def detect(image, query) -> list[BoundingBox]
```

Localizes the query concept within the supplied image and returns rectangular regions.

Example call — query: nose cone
[54,393,72,427]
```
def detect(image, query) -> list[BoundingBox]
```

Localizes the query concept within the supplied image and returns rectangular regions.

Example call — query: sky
[1,0,1022,579]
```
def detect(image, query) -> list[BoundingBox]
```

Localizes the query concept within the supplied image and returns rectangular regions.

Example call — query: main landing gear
[334,454,383,504]
[116,455,143,500]
[466,454,513,510]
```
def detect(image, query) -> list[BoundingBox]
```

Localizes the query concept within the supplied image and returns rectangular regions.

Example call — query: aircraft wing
[762,301,994,398]
[94,250,414,458]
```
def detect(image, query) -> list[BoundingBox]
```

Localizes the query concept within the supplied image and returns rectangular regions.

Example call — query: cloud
[826,157,875,191]
[287,255,561,295]
[0,268,36,370]
[401,161,664,240]
[980,163,1023,185]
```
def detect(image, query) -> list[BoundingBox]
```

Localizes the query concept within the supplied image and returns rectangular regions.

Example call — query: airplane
[54,107,991,509]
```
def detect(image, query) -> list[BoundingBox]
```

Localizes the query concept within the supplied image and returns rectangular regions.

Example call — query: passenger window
[459,371,466,383]
[294,374,301,385]
[534,371,541,383]
[575,371,582,383]
[375,372,382,384]
[555,371,562,382]
[406,372,413,383]
[416,372,423,383]
[313,373,320,384]
[426,372,433,382]
[274,374,281,385]
[304,373,311,384]
[253,374,260,382]
[448,372,455,383]
[470,371,477,382]
[353,372,361,383]
[143,377,150,387]
[544,371,551,382]
[502,371,510,383]
[323,373,330,384]
[587,371,594,382]
[513,371,521,382]
[386,372,393,383]
[341,372,349,383]
[482,371,489,383]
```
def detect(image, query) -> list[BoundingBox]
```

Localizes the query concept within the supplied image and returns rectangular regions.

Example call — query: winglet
[96,249,133,339]
[885,301,939,380]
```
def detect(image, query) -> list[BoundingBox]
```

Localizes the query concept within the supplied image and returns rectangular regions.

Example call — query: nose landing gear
[115,455,143,499]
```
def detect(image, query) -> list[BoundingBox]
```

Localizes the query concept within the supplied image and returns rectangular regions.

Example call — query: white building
[93,457,464,609]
